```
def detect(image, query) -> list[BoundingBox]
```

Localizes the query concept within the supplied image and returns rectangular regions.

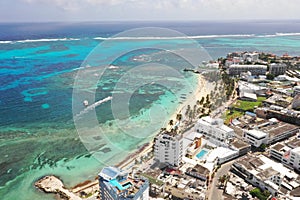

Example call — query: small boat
[83,100,89,107]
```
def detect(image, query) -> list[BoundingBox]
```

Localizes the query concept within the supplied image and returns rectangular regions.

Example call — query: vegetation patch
[249,188,270,200]
[224,97,266,124]
[140,173,164,187]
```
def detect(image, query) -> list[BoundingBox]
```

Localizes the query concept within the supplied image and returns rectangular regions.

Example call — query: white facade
[270,145,300,171]
[136,187,149,200]
[229,64,267,76]
[242,52,259,62]
[294,85,300,96]
[206,146,239,165]
[232,155,300,196]
[269,63,287,76]
[290,148,300,170]
[206,62,219,68]
[243,129,268,147]
[238,81,266,95]
[195,116,235,143]
[154,132,183,166]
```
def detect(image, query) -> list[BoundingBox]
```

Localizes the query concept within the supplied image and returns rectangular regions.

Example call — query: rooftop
[260,122,299,138]
[291,186,300,197]
[230,64,267,68]
[272,143,285,151]
[256,167,280,181]
[230,139,250,150]
[246,129,267,139]
[99,166,122,181]
[187,164,210,177]
[287,137,300,148]
[235,154,299,181]
[99,166,148,197]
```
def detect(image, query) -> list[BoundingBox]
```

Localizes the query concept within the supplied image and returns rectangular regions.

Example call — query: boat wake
[74,96,112,120]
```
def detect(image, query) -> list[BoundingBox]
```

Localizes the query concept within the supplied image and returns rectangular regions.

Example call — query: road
[206,161,234,200]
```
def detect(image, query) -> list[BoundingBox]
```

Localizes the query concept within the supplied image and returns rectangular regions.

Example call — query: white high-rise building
[269,63,287,76]
[98,166,149,200]
[153,131,183,167]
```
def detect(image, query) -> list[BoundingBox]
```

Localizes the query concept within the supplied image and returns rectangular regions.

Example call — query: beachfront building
[229,64,267,76]
[98,166,149,200]
[231,154,300,197]
[269,63,287,76]
[195,116,235,145]
[153,131,183,167]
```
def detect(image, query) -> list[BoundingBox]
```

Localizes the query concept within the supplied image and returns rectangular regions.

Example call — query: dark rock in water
[84,154,92,158]
[100,147,111,153]
[75,154,84,159]
[93,136,102,140]
[90,144,106,152]
[66,166,75,170]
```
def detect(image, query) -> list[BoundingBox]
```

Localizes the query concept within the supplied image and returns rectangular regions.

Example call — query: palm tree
[200,97,204,105]
[169,120,174,126]
[218,175,229,188]
[176,114,182,121]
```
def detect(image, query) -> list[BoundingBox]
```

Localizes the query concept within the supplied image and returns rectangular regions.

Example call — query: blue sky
[1,0,299,22]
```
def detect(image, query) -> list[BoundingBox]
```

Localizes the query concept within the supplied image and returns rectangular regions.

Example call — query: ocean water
[1,21,300,200]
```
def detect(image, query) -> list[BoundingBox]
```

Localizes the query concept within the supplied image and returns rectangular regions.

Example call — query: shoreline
[34,73,212,199]
[170,74,211,125]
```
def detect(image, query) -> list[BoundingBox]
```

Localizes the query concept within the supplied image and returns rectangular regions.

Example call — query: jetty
[35,176,81,200]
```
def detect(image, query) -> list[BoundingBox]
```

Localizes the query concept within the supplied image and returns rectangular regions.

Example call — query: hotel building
[229,64,267,76]
[153,131,183,167]
[98,166,149,200]
[195,116,235,144]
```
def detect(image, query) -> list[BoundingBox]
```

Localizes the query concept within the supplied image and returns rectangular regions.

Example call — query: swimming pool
[109,179,132,190]
[196,149,208,159]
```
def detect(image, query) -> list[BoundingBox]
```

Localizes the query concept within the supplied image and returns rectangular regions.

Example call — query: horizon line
[1,19,300,24]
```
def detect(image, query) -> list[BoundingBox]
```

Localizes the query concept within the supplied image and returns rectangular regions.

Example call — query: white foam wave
[257,32,300,38]
[0,38,80,44]
[0,41,13,44]
[94,32,300,40]
[93,34,256,40]
[1,32,300,44]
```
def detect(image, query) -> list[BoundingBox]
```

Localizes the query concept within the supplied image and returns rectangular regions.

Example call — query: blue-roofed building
[98,166,149,200]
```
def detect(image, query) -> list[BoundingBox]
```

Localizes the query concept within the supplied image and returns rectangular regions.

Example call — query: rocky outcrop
[35,175,81,200]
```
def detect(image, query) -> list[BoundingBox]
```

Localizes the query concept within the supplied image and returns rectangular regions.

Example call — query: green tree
[250,188,270,200]
[176,114,182,121]
[266,73,275,80]
[206,94,210,103]
[200,97,205,105]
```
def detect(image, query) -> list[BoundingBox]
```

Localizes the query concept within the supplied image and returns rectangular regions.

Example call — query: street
[206,161,234,200]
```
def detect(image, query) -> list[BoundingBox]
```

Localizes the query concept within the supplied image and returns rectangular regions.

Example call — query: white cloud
[20,0,300,20]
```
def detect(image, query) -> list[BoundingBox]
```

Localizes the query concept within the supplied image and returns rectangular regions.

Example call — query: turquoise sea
[1,21,300,199]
